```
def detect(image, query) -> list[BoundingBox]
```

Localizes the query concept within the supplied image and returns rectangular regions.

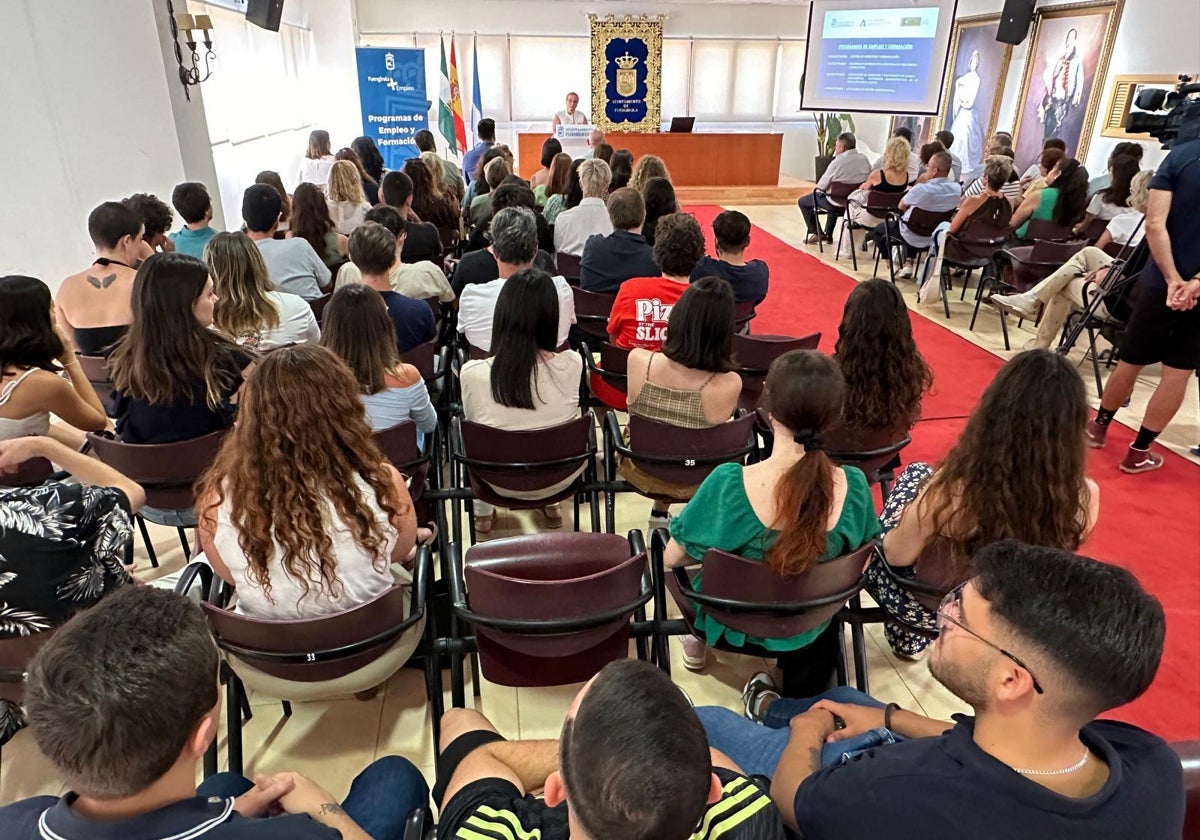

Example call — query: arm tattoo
[807,746,822,772]
[319,803,346,816]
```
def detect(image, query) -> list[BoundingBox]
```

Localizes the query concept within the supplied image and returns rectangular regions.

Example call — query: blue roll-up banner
[356,47,429,170]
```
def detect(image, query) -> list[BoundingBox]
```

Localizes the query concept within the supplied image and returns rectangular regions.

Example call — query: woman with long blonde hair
[630,154,672,192]
[326,160,371,235]
[196,344,417,620]
[846,137,910,228]
[205,232,319,350]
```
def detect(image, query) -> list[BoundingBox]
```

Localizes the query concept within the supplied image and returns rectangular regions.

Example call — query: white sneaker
[991,292,1040,320]
[896,264,915,280]
[681,634,708,671]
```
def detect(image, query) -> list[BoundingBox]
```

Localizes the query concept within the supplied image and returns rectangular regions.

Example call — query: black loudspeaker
[246,0,284,32]
[996,0,1037,45]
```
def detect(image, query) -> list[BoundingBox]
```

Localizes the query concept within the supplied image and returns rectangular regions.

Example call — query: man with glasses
[695,540,1184,838]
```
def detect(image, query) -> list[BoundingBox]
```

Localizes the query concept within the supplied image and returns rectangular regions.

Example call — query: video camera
[1125,74,1200,148]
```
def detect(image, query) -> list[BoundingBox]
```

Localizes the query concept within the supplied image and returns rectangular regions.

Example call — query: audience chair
[838,192,904,271]
[447,414,601,543]
[400,340,451,415]
[438,225,461,260]
[86,429,227,568]
[810,181,859,255]
[977,239,1087,349]
[75,353,117,415]
[873,207,957,285]
[824,432,913,501]
[1175,741,1200,840]
[555,252,582,284]
[308,292,333,324]
[600,410,757,534]
[1080,217,1110,244]
[732,333,821,413]
[937,215,1014,320]
[733,300,758,334]
[438,531,656,707]
[654,531,875,695]
[1016,218,1077,243]
[581,341,630,412]
[0,457,61,488]
[571,287,617,348]
[175,546,436,776]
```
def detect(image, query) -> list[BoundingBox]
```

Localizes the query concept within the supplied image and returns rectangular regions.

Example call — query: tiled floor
[3,201,1195,806]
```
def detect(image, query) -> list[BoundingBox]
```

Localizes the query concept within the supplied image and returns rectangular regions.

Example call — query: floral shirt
[0,481,134,745]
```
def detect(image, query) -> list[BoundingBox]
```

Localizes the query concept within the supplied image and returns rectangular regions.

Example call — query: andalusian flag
[448,39,468,155]
[438,37,457,155]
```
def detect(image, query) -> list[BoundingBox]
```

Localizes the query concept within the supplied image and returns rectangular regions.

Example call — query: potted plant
[813,112,856,181]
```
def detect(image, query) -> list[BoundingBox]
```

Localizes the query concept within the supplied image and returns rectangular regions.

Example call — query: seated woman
[608,149,634,191]
[320,283,437,440]
[1073,152,1139,237]
[534,151,572,209]
[325,160,372,235]
[1,276,109,448]
[404,157,460,232]
[530,137,562,190]
[640,177,679,248]
[690,210,769,305]
[255,171,292,234]
[869,349,1099,657]
[1019,145,1064,197]
[205,231,320,350]
[846,136,910,230]
[469,158,512,229]
[963,148,1024,206]
[288,183,348,271]
[1010,157,1089,239]
[0,434,144,746]
[664,351,881,673]
[464,182,555,256]
[992,169,1154,350]
[459,269,583,533]
[631,154,672,192]
[618,275,744,531]
[335,146,380,206]
[543,158,583,225]
[421,150,460,207]
[197,344,418,621]
[108,253,255,445]
[825,279,932,452]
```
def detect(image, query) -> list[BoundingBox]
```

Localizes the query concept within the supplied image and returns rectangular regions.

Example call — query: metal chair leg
[177,527,191,558]
[281,700,292,717]
[227,674,244,776]
[136,515,159,568]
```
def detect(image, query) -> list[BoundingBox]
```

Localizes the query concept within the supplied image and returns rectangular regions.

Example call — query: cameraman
[1085,134,1200,473]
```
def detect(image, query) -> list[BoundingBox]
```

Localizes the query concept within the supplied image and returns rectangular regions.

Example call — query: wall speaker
[246,0,284,32]
[996,0,1037,45]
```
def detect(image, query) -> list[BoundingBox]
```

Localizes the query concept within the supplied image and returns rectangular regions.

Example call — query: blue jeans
[695,687,900,779]
[196,755,428,840]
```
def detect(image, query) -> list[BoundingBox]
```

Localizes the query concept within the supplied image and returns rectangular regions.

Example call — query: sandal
[541,503,563,529]
[474,511,497,535]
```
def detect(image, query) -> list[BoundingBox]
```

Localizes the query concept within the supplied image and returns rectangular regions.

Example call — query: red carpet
[685,205,1200,741]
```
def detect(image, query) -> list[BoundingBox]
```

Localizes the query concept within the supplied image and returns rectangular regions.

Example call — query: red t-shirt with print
[606,277,688,350]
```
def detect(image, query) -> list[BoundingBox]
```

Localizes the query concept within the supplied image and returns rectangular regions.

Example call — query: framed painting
[888,115,934,147]
[938,15,1013,177]
[1100,74,1195,138]
[1011,0,1125,171]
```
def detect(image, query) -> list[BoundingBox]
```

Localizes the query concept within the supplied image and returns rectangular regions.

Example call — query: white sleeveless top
[214,475,399,620]
[555,109,589,125]
[0,368,51,441]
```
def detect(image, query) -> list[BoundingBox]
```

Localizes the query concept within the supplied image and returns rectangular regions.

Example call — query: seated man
[348,222,436,353]
[798,131,872,243]
[434,659,787,839]
[553,159,614,257]
[242,184,331,301]
[458,207,575,352]
[608,212,703,351]
[0,586,430,838]
[935,130,963,182]
[869,150,961,279]
[168,181,220,259]
[690,209,770,304]
[337,205,456,304]
[584,127,605,159]
[696,540,1184,839]
[381,170,443,264]
[579,187,660,293]
[414,128,465,200]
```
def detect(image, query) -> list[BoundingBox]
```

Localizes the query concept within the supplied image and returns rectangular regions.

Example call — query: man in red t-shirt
[607,213,705,350]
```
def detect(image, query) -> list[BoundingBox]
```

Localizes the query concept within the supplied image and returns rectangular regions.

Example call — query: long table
[517,131,782,187]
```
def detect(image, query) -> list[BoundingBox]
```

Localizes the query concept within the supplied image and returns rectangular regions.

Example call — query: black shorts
[432,728,506,806]
[1119,280,1200,370]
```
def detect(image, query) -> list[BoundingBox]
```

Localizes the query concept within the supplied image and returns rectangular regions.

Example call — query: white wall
[0,0,220,288]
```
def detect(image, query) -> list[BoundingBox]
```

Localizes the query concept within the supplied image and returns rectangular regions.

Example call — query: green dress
[668,462,882,651]
[543,193,567,224]
[1015,186,1060,238]
[533,184,549,207]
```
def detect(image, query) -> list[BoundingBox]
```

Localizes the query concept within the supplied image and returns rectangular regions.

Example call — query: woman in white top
[197,344,417,621]
[551,92,589,128]
[297,129,337,189]
[459,269,583,533]
[326,160,372,235]
[320,283,437,441]
[0,275,108,448]
[1074,153,1140,237]
[205,232,320,350]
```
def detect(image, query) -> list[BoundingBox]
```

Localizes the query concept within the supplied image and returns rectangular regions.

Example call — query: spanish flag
[449,38,468,156]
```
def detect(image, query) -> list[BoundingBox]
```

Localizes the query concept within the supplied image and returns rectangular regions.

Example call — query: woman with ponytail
[663,351,881,671]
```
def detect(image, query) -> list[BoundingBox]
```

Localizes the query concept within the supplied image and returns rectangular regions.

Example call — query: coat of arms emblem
[615,52,639,97]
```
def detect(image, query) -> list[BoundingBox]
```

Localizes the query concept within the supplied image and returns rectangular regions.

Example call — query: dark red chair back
[624,412,756,488]
[1021,218,1077,242]
[824,428,912,482]
[572,287,617,344]
[463,533,647,686]
[400,340,439,382]
[821,180,860,205]
[86,430,227,510]
[374,421,429,503]
[907,538,968,611]
[556,252,582,281]
[864,191,904,213]
[0,457,56,488]
[1081,217,1109,244]
[459,416,593,506]
[733,300,758,333]
[1174,741,1200,840]
[903,207,957,240]
[76,353,115,410]
[586,342,630,411]
[732,333,821,411]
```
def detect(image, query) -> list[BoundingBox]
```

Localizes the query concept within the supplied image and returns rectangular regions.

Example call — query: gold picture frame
[589,14,664,134]
[1100,74,1194,138]
[937,14,1013,172]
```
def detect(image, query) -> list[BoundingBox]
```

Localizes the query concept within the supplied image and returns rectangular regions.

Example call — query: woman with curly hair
[196,344,417,620]
[122,193,175,256]
[287,182,347,271]
[630,153,672,192]
[825,279,932,451]
[326,160,372,235]
[403,157,460,231]
[868,349,1099,657]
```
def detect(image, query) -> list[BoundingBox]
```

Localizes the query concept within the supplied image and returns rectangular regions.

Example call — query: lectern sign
[590,14,664,134]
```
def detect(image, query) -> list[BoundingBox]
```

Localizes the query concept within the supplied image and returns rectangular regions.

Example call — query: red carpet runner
[685,205,1200,741]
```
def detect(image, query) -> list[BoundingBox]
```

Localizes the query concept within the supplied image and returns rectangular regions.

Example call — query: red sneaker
[1120,447,1164,474]
[1084,420,1108,449]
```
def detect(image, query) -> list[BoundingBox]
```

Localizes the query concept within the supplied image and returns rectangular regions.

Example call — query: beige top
[460,352,583,430]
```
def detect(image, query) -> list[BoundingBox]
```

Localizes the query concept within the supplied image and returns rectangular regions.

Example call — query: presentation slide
[801,0,958,115]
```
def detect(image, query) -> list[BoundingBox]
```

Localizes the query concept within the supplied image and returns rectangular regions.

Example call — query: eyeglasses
[936,583,1044,694]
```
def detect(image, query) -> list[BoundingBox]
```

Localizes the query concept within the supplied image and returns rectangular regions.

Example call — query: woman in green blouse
[663,350,881,672]
[1010,157,1089,238]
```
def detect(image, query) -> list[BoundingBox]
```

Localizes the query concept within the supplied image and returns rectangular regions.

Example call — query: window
[510,36,590,122]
